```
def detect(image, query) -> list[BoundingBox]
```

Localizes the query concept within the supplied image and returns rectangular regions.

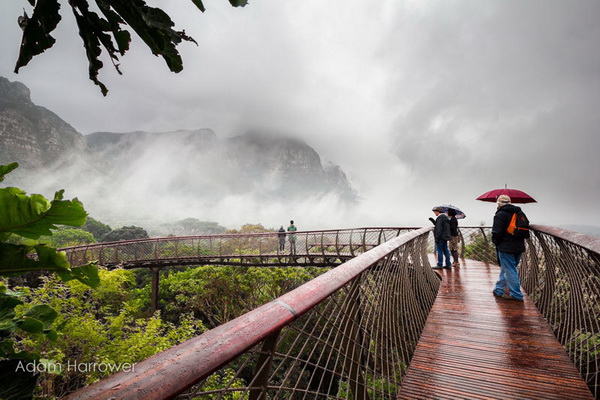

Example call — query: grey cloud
[1,1,598,229]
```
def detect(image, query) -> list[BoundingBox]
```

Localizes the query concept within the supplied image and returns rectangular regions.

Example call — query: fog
[1,1,599,232]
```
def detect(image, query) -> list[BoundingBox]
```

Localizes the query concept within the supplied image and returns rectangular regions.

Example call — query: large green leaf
[0,293,23,334]
[68,263,101,288]
[0,243,99,288]
[24,305,57,325]
[0,163,19,183]
[16,317,44,334]
[0,188,87,240]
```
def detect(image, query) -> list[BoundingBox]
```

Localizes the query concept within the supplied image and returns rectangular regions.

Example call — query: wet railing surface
[521,225,600,397]
[65,227,439,400]
[62,225,600,399]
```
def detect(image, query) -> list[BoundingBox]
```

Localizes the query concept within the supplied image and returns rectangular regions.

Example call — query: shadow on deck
[398,257,594,399]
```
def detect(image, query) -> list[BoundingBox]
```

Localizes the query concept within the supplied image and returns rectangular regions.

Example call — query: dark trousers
[435,240,452,267]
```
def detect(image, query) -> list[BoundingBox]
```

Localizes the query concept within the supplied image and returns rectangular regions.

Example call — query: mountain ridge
[0,77,357,227]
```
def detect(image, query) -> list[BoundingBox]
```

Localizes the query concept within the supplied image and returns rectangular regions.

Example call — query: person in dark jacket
[491,195,526,301]
[447,208,460,267]
[277,226,286,252]
[432,206,452,269]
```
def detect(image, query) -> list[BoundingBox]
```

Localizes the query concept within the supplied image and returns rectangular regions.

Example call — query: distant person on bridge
[431,207,452,269]
[278,225,286,252]
[448,208,460,267]
[491,195,527,301]
[287,220,297,255]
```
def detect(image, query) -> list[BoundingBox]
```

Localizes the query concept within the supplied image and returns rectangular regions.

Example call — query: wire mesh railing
[453,225,600,397]
[65,227,440,400]
[60,227,421,314]
[60,224,600,399]
[62,227,417,268]
[520,225,600,398]
[425,226,495,265]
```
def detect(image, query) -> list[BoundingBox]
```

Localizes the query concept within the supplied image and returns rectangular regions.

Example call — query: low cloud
[1,1,598,230]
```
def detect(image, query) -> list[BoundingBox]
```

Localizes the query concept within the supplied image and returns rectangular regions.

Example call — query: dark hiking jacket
[434,214,451,242]
[449,216,459,237]
[492,204,527,253]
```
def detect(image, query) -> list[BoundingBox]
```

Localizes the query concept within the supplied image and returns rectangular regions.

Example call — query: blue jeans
[435,240,452,267]
[494,251,524,300]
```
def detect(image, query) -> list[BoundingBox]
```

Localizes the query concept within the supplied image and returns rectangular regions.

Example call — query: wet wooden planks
[397,259,594,399]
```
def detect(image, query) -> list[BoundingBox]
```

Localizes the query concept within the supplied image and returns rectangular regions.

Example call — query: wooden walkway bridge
[398,258,593,399]
[64,226,600,400]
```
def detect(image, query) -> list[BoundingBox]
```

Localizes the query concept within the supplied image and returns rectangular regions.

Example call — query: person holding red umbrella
[491,195,529,301]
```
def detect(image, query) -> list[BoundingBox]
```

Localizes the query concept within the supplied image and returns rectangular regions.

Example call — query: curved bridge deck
[398,257,593,399]
[64,226,600,400]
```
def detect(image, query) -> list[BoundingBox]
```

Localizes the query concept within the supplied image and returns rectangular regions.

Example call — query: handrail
[60,227,418,270]
[530,224,600,253]
[58,227,424,252]
[65,227,438,400]
[521,225,600,398]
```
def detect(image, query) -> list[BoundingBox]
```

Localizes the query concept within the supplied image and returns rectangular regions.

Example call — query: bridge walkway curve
[398,257,593,399]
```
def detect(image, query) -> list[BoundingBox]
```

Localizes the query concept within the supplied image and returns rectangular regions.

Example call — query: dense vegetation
[0,162,99,398]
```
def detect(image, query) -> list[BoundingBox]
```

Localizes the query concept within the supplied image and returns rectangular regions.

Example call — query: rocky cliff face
[0,77,86,169]
[84,129,357,202]
[0,76,358,226]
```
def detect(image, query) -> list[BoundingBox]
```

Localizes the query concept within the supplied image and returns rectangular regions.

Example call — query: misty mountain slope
[227,132,357,200]
[85,129,358,202]
[0,76,86,170]
[0,76,358,228]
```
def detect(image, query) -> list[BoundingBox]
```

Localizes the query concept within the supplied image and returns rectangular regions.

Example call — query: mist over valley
[0,77,359,233]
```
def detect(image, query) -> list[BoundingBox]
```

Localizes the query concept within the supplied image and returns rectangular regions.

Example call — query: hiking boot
[502,293,524,301]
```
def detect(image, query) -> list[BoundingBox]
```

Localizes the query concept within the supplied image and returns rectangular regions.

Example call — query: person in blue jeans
[491,195,527,301]
[431,206,452,269]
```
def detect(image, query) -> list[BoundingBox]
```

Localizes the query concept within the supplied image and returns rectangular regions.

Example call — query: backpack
[507,211,530,239]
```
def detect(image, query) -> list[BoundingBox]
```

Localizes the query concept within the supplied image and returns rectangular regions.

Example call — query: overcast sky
[1,0,599,230]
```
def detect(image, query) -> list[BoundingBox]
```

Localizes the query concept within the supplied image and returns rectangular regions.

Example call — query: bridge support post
[150,267,160,314]
[249,332,280,400]
[340,279,370,400]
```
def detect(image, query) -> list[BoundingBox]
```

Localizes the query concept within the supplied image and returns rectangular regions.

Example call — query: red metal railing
[65,227,439,400]
[61,225,600,399]
[521,225,600,397]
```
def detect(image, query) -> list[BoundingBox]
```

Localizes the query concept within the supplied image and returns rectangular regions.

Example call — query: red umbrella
[476,186,537,204]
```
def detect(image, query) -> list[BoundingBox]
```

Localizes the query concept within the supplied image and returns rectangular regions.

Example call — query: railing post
[150,267,160,314]
[249,331,280,400]
[340,279,370,400]
[154,239,159,263]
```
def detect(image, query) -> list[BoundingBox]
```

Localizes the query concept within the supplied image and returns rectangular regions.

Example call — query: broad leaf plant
[0,162,99,399]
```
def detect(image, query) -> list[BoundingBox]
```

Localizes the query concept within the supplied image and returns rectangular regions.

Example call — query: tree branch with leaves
[14,0,248,96]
